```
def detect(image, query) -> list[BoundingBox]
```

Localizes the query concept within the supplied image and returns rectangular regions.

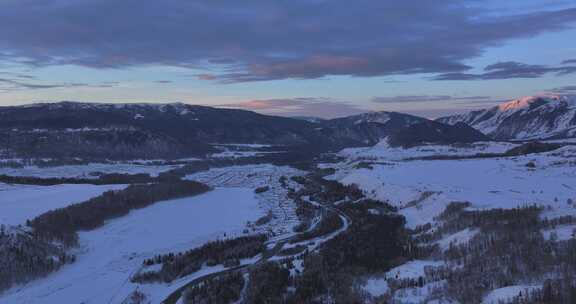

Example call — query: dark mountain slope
[320,111,427,145]
[0,102,339,159]
[0,101,490,159]
[387,121,490,148]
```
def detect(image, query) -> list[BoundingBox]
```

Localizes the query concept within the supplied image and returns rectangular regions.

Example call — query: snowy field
[331,141,576,303]
[482,285,540,304]
[338,141,518,162]
[0,187,264,304]
[332,145,576,229]
[3,141,574,303]
[362,278,389,297]
[0,183,126,226]
[385,260,445,281]
[186,164,303,238]
[0,163,179,179]
[209,150,282,158]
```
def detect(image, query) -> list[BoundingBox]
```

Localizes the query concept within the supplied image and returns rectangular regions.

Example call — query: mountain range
[0,95,573,159]
[0,101,485,159]
[438,95,576,140]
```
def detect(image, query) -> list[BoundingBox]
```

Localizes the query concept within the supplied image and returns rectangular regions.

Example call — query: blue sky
[0,0,575,118]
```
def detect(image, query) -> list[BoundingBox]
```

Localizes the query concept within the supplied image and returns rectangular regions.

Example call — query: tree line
[29,181,211,246]
[131,234,267,283]
[0,226,75,292]
[0,180,211,293]
[397,203,576,303]
[0,172,156,186]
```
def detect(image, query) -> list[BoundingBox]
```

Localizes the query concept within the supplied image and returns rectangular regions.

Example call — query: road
[161,190,351,304]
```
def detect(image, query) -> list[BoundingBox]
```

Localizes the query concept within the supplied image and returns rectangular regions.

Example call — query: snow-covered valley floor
[328,142,576,303]
[185,164,303,238]
[332,144,576,229]
[2,141,575,304]
[0,187,264,304]
[0,183,127,226]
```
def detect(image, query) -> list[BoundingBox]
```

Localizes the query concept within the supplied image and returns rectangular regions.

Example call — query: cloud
[546,85,576,94]
[0,1,575,82]
[0,78,118,92]
[154,80,173,84]
[219,98,367,119]
[369,95,504,118]
[222,96,507,119]
[372,95,492,103]
[562,59,576,64]
[195,74,217,81]
[98,81,120,87]
[433,61,576,80]
[0,71,36,80]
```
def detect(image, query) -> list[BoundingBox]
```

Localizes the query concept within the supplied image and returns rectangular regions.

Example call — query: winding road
[160,176,352,304]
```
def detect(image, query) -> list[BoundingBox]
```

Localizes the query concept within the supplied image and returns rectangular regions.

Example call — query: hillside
[0,102,488,160]
[386,121,489,148]
[438,95,576,140]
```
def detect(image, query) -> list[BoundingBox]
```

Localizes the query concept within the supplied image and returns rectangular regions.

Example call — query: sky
[0,0,575,118]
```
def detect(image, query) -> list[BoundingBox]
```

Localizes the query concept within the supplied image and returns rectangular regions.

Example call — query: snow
[335,150,576,228]
[386,260,444,280]
[330,140,576,303]
[325,140,576,303]
[211,143,273,148]
[338,140,517,162]
[353,112,391,125]
[293,259,304,273]
[392,280,447,304]
[440,95,576,140]
[482,285,540,304]
[436,228,479,250]
[20,102,202,117]
[1,131,573,303]
[0,183,126,226]
[542,225,576,241]
[186,164,303,238]
[498,96,544,112]
[542,137,576,144]
[280,195,351,254]
[209,151,280,158]
[0,187,264,304]
[363,278,389,297]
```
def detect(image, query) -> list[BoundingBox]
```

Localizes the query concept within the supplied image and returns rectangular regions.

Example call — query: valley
[2,0,576,302]
[0,96,575,304]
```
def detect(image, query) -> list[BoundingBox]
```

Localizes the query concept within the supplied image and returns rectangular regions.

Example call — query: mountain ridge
[437,95,576,140]
[0,101,497,159]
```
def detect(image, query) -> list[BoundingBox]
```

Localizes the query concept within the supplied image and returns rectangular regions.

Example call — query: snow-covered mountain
[0,101,343,159]
[321,111,427,145]
[290,116,326,124]
[437,95,576,140]
[328,111,425,126]
[0,102,492,159]
[323,111,487,146]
